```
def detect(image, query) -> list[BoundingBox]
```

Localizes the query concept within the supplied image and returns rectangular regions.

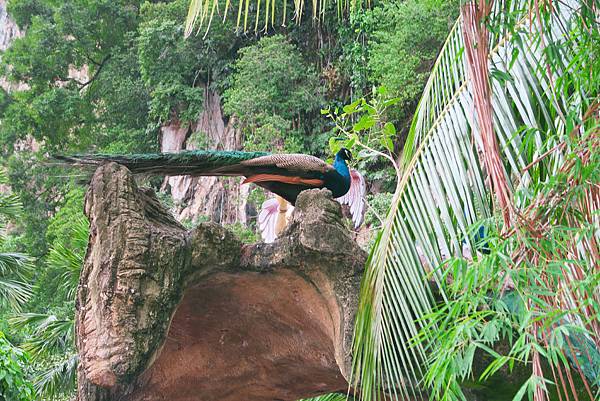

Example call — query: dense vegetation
[1,0,597,400]
[0,0,457,399]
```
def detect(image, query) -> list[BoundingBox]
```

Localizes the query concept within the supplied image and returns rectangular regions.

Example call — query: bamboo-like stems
[461,0,514,229]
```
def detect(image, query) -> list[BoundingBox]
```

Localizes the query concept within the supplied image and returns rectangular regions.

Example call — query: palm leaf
[9,313,75,359]
[0,168,33,310]
[46,217,88,300]
[0,193,22,222]
[0,252,33,311]
[351,0,579,399]
[0,169,21,221]
[300,393,349,401]
[185,0,365,35]
[33,353,78,398]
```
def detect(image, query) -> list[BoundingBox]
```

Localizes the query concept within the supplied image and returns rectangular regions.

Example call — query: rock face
[0,0,26,93]
[160,89,251,225]
[76,163,366,401]
[0,0,21,52]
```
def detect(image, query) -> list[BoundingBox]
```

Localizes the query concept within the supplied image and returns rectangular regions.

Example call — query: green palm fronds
[10,312,77,398]
[351,0,582,399]
[185,0,366,35]
[46,217,88,301]
[301,393,349,401]
[0,252,33,310]
[0,169,33,311]
[33,353,78,397]
[10,313,75,359]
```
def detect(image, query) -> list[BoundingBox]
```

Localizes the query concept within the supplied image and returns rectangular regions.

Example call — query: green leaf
[353,114,376,131]
[343,99,361,115]
[490,68,514,84]
[329,137,343,154]
[380,135,394,152]
[383,122,396,137]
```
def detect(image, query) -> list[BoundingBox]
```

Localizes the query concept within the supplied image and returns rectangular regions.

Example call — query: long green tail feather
[55,150,270,176]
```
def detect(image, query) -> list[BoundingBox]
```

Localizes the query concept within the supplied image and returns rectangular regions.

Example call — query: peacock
[58,148,358,205]
[258,169,365,243]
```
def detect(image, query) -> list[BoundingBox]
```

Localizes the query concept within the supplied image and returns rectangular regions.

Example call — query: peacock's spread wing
[258,198,281,243]
[258,169,366,241]
[335,169,366,228]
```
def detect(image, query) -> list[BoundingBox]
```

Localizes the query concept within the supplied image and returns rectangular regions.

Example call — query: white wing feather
[335,169,366,228]
[258,169,366,241]
[258,198,280,243]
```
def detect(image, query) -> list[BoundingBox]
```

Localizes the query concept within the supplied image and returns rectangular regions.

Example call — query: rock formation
[76,162,366,401]
[160,88,251,225]
[0,0,21,52]
[0,0,25,92]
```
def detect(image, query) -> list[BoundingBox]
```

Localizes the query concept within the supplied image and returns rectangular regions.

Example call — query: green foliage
[10,209,88,399]
[224,34,323,152]
[138,0,249,124]
[32,191,87,311]
[45,188,86,249]
[335,9,371,96]
[422,134,600,398]
[0,0,150,152]
[363,191,392,229]
[224,222,260,244]
[0,170,33,312]
[367,0,458,114]
[6,0,51,29]
[323,87,402,196]
[349,0,599,400]
[10,313,76,399]
[0,88,10,116]
[300,393,348,401]
[0,332,34,401]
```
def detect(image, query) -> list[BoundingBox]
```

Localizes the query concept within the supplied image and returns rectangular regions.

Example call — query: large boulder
[76,162,366,401]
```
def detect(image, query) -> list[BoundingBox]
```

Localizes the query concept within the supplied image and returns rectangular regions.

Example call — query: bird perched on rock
[258,169,366,243]
[57,148,356,206]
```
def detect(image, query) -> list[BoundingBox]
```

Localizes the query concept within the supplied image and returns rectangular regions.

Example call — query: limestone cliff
[0,0,24,92]
[0,0,20,51]
[160,88,251,226]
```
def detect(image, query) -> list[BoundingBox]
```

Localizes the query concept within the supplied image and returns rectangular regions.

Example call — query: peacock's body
[58,148,354,205]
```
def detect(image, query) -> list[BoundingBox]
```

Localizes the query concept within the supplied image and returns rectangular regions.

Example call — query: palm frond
[352,0,580,399]
[9,313,74,359]
[0,168,32,310]
[46,217,88,300]
[33,353,78,399]
[0,277,33,311]
[0,252,33,311]
[298,393,349,401]
[0,193,22,222]
[0,168,21,221]
[185,0,364,36]
[299,393,349,401]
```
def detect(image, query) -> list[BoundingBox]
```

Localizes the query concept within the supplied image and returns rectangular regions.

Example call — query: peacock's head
[337,147,353,161]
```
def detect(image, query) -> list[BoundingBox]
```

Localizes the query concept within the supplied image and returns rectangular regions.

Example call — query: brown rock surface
[76,162,366,401]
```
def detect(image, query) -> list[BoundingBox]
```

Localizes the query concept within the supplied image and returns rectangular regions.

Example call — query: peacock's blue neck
[333,154,351,180]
